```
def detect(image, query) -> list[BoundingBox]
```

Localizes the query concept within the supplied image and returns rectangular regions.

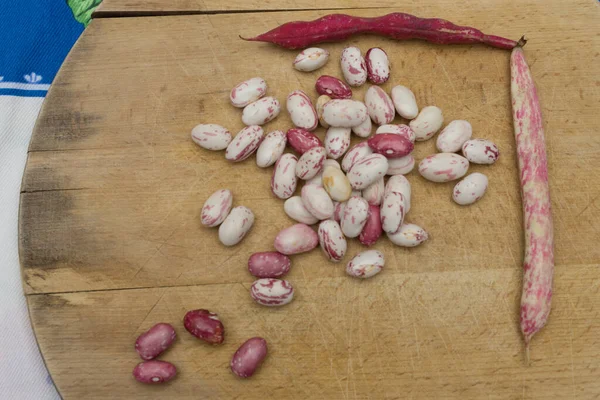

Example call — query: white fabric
[0,95,61,399]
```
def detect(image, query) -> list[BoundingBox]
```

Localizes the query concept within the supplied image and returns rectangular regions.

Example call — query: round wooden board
[20,3,600,399]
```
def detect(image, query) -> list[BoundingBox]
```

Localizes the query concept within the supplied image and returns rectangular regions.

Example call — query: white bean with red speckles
[296,146,326,180]
[342,142,373,173]
[201,189,233,227]
[274,223,319,254]
[322,99,368,128]
[362,177,384,206]
[436,120,472,153]
[364,86,395,125]
[191,124,232,150]
[351,115,372,138]
[225,125,264,162]
[256,130,286,168]
[376,124,415,144]
[230,77,267,108]
[387,223,428,247]
[462,139,500,164]
[318,219,347,262]
[387,155,415,176]
[301,184,334,220]
[325,127,351,159]
[381,192,405,234]
[242,97,280,126]
[409,106,444,141]
[218,206,254,246]
[341,196,369,238]
[250,279,294,306]
[365,48,390,84]
[293,48,329,72]
[347,153,389,190]
[385,175,411,213]
[322,165,352,202]
[391,85,419,119]
[287,90,318,131]
[346,250,384,279]
[453,172,488,205]
[316,95,331,128]
[271,153,298,199]
[340,46,367,87]
[333,201,345,223]
[284,196,319,225]
[418,153,469,183]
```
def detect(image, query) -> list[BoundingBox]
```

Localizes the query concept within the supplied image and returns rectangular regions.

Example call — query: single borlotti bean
[436,120,472,153]
[322,99,368,128]
[318,219,347,262]
[230,337,268,378]
[242,96,281,126]
[409,106,444,141]
[342,141,373,172]
[387,155,415,175]
[340,46,367,87]
[250,278,294,306]
[225,125,264,162]
[230,77,267,108]
[191,124,232,151]
[418,153,469,182]
[201,189,233,227]
[452,172,488,205]
[293,47,329,72]
[391,85,419,119]
[322,165,352,202]
[367,134,414,158]
[381,191,406,234]
[287,90,318,131]
[133,360,177,384]
[347,153,389,190]
[376,124,415,143]
[315,75,352,99]
[316,95,331,128]
[135,323,177,361]
[256,130,287,168]
[296,146,326,180]
[306,159,341,187]
[301,184,334,220]
[218,206,255,246]
[387,223,429,247]
[346,250,385,279]
[274,223,319,254]
[351,114,372,138]
[364,85,395,125]
[385,174,412,213]
[284,196,319,224]
[286,128,323,154]
[248,252,291,278]
[365,47,390,84]
[362,177,384,206]
[461,138,500,164]
[183,309,225,344]
[325,127,351,159]
[359,205,383,247]
[341,196,370,238]
[271,153,298,199]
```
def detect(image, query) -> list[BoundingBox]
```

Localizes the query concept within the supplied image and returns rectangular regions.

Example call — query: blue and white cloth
[1,1,85,398]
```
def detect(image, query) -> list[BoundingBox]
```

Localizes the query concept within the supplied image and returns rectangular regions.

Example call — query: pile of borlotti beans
[133,46,500,385]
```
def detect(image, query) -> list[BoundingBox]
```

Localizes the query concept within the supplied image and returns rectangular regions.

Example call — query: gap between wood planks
[92,6,395,19]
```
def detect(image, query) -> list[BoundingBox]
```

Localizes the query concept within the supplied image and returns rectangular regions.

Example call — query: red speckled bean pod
[511,47,554,353]
[241,13,521,50]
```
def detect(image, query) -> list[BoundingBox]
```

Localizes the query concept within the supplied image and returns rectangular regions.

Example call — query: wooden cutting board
[21,2,600,399]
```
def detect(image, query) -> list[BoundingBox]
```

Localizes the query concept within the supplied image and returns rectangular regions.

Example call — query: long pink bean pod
[241,13,522,50]
[511,46,554,356]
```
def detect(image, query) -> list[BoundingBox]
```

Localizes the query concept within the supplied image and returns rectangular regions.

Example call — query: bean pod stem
[241,13,524,50]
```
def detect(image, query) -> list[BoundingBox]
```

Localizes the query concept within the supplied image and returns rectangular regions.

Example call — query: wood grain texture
[20,1,600,398]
